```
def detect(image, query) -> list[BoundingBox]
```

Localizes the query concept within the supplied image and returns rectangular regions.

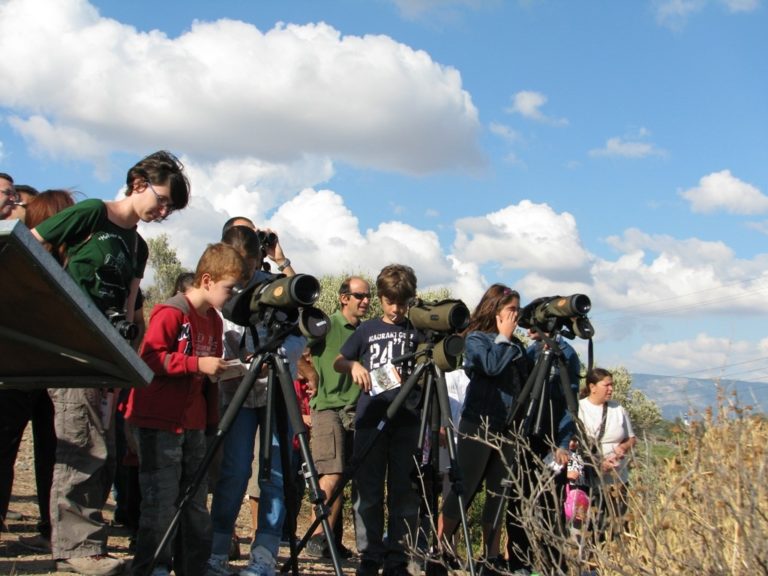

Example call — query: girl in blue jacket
[438,284,529,571]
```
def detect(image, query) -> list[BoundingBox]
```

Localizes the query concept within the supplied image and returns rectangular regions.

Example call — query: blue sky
[1,0,766,383]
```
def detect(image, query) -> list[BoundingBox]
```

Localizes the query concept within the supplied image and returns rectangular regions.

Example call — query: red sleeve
[140,305,199,375]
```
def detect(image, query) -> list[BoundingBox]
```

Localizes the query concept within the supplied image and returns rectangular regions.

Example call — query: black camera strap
[596,402,608,444]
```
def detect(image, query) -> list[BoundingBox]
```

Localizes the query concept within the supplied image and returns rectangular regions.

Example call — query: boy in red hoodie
[126,243,245,576]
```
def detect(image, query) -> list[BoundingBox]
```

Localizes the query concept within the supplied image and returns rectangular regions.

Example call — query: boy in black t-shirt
[334,264,420,576]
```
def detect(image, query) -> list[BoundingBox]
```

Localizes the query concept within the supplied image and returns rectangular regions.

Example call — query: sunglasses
[349,292,371,300]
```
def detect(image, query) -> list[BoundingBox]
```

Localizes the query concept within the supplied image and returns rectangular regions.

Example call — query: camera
[222,271,329,340]
[105,308,138,341]
[518,294,594,339]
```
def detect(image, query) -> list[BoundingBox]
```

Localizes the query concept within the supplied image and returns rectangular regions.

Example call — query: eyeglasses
[349,292,371,300]
[145,181,175,216]
[1,187,19,201]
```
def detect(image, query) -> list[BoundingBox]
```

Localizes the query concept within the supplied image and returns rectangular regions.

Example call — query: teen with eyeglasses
[30,151,190,576]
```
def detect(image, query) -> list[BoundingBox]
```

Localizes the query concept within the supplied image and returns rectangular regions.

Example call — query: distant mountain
[631,373,768,421]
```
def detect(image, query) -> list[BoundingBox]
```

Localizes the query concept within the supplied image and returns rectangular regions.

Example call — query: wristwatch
[277,258,291,272]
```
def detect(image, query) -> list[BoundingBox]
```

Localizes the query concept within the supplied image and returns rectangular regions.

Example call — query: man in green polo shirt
[306,276,371,558]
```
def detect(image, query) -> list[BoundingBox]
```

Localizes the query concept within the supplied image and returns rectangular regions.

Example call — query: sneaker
[205,553,232,576]
[17,533,51,552]
[240,545,276,576]
[150,567,171,576]
[304,534,327,558]
[55,555,125,576]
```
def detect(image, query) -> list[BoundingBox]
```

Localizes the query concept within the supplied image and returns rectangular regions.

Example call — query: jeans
[132,428,211,576]
[353,425,420,570]
[209,405,286,559]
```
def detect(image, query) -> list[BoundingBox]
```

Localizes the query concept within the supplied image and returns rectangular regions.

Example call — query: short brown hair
[193,243,246,287]
[376,264,417,304]
[125,150,190,210]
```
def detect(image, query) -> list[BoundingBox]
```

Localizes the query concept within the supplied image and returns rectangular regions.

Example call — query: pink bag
[564,484,590,522]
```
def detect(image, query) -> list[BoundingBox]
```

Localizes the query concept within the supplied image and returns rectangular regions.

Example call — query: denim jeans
[132,428,210,576]
[209,405,286,559]
[353,424,420,570]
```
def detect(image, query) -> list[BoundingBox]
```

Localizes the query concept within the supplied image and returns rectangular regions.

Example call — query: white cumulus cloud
[635,333,754,374]
[590,228,768,315]
[453,200,591,277]
[680,170,768,215]
[140,184,486,303]
[0,0,483,176]
[505,91,568,126]
[589,134,665,159]
[654,0,760,28]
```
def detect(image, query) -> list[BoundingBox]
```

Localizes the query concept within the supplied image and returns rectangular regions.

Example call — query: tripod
[412,339,477,576]
[282,337,475,575]
[145,315,342,576]
[485,329,579,572]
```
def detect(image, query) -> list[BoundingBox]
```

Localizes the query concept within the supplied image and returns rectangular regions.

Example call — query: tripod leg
[433,368,476,576]
[412,371,440,569]
[272,353,344,576]
[268,355,301,576]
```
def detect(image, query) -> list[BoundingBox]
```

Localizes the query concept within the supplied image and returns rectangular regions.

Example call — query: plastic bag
[564,484,590,522]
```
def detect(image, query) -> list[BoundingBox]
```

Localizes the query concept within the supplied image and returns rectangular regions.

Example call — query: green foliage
[607,365,662,437]
[314,273,375,317]
[314,272,456,321]
[143,234,189,312]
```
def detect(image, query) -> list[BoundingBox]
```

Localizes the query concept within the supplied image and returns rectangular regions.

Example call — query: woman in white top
[578,368,637,538]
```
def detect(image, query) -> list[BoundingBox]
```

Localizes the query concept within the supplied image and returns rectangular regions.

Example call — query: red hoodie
[126,293,222,432]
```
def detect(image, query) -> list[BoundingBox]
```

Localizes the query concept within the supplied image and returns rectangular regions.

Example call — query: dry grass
[411,393,767,576]
[598,397,768,576]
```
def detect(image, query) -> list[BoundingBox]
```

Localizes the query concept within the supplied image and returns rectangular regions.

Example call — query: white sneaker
[205,553,232,576]
[240,545,276,576]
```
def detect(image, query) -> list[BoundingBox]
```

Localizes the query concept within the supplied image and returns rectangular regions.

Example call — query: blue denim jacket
[460,331,529,432]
